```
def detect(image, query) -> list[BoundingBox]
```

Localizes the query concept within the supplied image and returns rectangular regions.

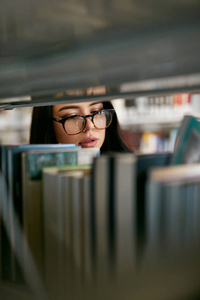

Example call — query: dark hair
[29,101,132,153]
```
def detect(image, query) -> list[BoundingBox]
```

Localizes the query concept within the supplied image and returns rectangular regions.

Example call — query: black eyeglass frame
[52,109,115,135]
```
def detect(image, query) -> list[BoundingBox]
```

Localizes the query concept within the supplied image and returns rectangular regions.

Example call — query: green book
[171,115,200,164]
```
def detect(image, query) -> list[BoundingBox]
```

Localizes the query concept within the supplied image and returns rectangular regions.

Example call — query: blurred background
[1,92,200,154]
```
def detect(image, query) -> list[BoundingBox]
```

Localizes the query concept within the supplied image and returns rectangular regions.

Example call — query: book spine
[43,172,64,299]
[114,155,137,274]
[92,156,110,280]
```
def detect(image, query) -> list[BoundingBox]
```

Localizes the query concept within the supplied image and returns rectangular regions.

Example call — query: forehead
[52,101,103,112]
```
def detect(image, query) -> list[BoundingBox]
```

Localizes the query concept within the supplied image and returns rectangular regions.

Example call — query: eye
[91,110,99,114]
[61,114,77,119]
[91,108,103,114]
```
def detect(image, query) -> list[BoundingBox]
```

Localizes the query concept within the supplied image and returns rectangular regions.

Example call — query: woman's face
[52,101,106,149]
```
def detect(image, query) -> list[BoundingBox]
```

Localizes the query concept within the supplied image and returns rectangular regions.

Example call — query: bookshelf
[0,107,32,144]
[1,0,200,299]
[113,93,200,153]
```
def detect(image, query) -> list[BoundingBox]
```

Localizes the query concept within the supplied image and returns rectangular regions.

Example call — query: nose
[83,115,94,131]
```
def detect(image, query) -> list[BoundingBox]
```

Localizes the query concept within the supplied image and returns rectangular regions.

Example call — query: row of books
[39,151,200,299]
[139,128,178,153]
[24,151,170,299]
[1,114,200,299]
[41,115,200,299]
[0,144,99,286]
[146,164,200,258]
[132,93,192,117]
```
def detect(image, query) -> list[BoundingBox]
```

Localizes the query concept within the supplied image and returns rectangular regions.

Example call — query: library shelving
[113,93,200,153]
[0,108,32,144]
[1,0,200,300]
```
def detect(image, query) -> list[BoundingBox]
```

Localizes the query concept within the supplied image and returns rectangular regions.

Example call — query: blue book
[2,143,79,282]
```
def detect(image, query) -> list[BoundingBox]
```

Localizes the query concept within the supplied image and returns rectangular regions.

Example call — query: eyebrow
[58,102,103,112]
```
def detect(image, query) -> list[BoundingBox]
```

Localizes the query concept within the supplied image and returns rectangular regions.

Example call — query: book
[42,164,92,298]
[64,169,92,294]
[21,147,99,280]
[91,152,172,278]
[91,154,110,279]
[5,143,78,281]
[0,145,11,280]
[81,174,93,283]
[113,153,137,274]
[135,152,172,259]
[171,114,200,164]
[92,152,137,280]
[3,143,98,282]
[7,143,78,234]
[0,145,20,281]
[145,163,200,259]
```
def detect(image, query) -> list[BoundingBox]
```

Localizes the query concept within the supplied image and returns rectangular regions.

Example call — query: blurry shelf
[121,115,183,131]
[0,0,200,107]
[0,128,30,133]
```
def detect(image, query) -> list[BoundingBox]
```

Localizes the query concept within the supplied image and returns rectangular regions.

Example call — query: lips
[79,136,98,148]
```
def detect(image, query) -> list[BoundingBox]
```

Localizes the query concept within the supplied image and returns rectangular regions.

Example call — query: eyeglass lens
[64,110,112,134]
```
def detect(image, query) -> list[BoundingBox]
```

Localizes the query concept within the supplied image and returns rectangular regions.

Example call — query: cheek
[98,129,106,148]
[53,123,78,144]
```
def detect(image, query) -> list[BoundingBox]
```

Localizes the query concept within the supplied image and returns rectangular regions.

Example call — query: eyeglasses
[52,109,115,135]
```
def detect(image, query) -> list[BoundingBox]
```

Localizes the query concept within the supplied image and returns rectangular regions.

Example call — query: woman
[29,100,132,153]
